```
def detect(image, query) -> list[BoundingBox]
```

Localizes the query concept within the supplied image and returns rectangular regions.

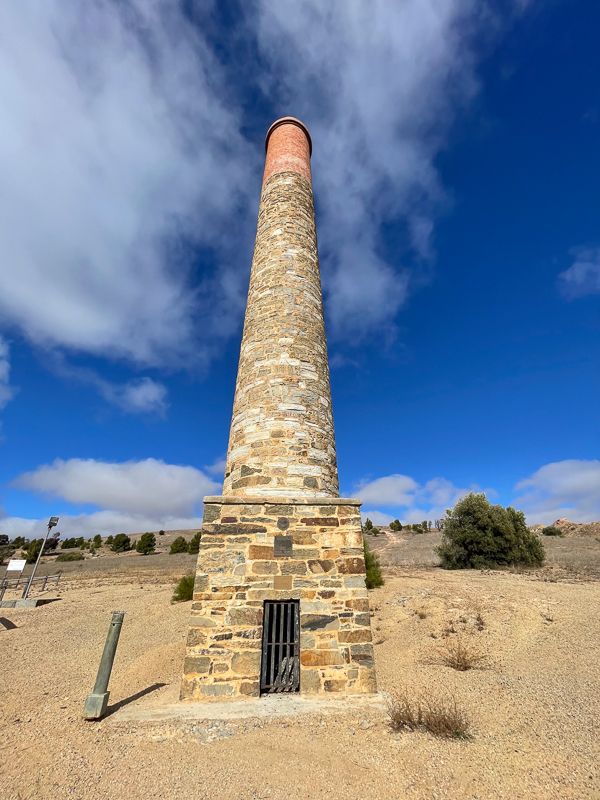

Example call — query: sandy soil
[1,566,598,800]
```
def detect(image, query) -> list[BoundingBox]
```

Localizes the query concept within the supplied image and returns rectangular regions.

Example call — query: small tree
[23,539,44,564]
[136,532,156,555]
[0,534,8,546]
[106,535,114,547]
[363,518,373,531]
[422,520,429,532]
[111,533,131,553]
[158,529,165,536]
[389,519,402,531]
[364,540,384,589]
[436,493,545,570]
[371,527,381,536]
[93,534,102,548]
[188,531,202,554]
[11,536,26,549]
[170,536,189,555]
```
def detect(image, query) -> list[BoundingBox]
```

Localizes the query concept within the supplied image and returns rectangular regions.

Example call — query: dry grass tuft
[475,612,485,631]
[388,690,472,740]
[417,610,428,619]
[438,636,487,671]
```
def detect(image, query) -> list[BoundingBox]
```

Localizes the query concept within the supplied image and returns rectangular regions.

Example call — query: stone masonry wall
[180,497,377,701]
[222,168,338,498]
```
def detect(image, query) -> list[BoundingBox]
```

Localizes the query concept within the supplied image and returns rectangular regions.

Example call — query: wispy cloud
[514,459,600,524]
[558,247,600,299]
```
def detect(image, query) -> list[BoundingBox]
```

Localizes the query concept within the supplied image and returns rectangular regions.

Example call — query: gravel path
[1,567,598,799]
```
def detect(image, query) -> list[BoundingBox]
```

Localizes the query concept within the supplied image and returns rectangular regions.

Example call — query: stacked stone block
[180,497,376,700]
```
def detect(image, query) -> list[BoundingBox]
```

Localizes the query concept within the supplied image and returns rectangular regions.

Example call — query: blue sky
[1,0,598,539]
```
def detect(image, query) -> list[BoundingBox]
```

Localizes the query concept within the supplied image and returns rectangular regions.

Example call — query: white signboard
[6,559,26,572]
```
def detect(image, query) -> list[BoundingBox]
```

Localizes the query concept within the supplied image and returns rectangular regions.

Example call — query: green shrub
[61,537,77,549]
[158,529,165,536]
[56,552,85,562]
[106,535,114,546]
[170,536,189,554]
[0,544,14,565]
[363,518,373,531]
[371,527,381,536]
[111,533,131,553]
[136,532,156,555]
[421,520,429,531]
[172,574,195,602]
[541,526,563,537]
[436,493,545,570]
[411,524,424,533]
[11,536,26,548]
[93,534,102,547]
[389,519,402,531]
[24,539,44,564]
[364,539,384,589]
[188,531,202,555]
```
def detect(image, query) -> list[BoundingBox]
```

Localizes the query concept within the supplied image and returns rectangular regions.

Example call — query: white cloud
[256,0,526,339]
[0,0,529,401]
[12,457,219,517]
[558,248,600,299]
[0,337,17,410]
[514,459,600,524]
[355,472,484,523]
[0,0,254,372]
[205,457,227,478]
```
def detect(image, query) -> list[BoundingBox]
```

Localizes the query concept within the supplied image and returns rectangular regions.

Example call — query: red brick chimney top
[263,117,312,186]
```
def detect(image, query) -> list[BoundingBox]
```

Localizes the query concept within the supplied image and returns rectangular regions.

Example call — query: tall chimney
[223,118,339,498]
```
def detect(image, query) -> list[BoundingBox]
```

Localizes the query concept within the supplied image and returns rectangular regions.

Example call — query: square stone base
[180,496,377,701]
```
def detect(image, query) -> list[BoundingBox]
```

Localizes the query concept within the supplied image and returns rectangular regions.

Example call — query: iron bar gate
[260,600,300,694]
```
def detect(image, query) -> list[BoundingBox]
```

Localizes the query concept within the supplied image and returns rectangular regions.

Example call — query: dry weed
[417,610,428,619]
[388,690,472,740]
[437,636,487,671]
[475,612,485,631]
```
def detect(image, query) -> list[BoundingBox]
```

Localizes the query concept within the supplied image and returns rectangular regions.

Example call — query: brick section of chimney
[222,118,339,498]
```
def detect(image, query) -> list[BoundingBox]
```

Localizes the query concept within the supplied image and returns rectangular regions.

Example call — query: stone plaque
[274,575,293,590]
[274,534,293,557]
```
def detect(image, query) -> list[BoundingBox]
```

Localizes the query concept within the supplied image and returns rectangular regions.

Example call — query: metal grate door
[260,600,300,694]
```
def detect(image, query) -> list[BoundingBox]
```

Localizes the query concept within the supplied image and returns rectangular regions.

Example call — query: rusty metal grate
[260,600,300,694]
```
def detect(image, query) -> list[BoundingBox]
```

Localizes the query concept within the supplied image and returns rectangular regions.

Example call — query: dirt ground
[1,564,599,800]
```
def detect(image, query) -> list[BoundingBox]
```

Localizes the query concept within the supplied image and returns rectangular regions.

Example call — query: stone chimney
[222,117,339,498]
[180,119,376,702]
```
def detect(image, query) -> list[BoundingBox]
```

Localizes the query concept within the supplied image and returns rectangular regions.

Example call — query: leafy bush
[371,527,381,536]
[541,526,563,537]
[111,533,131,553]
[363,518,373,531]
[136,532,156,555]
[364,539,384,589]
[158,529,165,536]
[172,574,195,602]
[436,493,545,570]
[188,531,202,555]
[93,534,102,547]
[0,534,8,546]
[170,536,189,554]
[389,519,402,531]
[106,535,114,546]
[56,552,85,562]
[421,520,429,531]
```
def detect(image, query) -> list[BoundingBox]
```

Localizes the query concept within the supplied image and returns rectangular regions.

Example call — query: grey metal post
[83,611,126,719]
[22,516,59,600]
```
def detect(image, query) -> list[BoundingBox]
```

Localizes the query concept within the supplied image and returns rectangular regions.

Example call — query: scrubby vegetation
[364,539,384,589]
[61,537,84,550]
[93,534,102,547]
[388,690,471,739]
[438,636,487,671]
[172,573,195,602]
[188,531,202,554]
[541,526,564,537]
[389,519,403,531]
[170,536,189,554]
[436,493,545,570]
[56,552,85,562]
[136,532,156,555]
[363,518,373,532]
